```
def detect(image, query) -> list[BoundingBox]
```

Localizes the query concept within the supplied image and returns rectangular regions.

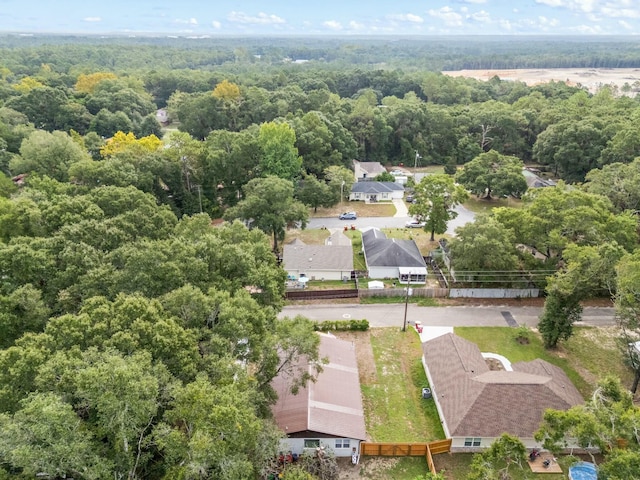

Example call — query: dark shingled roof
[423,333,583,438]
[350,181,404,194]
[362,228,427,268]
[271,334,366,441]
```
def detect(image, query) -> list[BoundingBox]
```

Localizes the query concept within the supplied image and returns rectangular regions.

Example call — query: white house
[349,181,405,202]
[282,235,353,282]
[271,333,367,457]
[361,228,427,283]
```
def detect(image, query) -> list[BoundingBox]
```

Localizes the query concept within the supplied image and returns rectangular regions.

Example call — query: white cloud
[571,23,604,34]
[83,17,101,23]
[387,13,424,23]
[619,19,633,29]
[349,20,365,30]
[227,11,285,25]
[601,7,640,18]
[427,7,463,27]
[211,20,221,29]
[175,18,198,25]
[538,15,559,27]
[469,10,491,23]
[323,20,342,30]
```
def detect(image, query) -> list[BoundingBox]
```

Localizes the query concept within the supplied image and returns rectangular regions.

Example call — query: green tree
[155,374,263,480]
[468,433,527,480]
[533,118,609,183]
[409,174,469,241]
[448,215,519,284]
[538,290,583,349]
[0,393,113,479]
[224,176,308,252]
[375,171,395,182]
[535,376,640,462]
[584,159,640,213]
[615,251,640,393]
[455,150,527,199]
[296,174,336,213]
[323,165,354,203]
[75,349,160,479]
[12,130,89,181]
[258,121,303,181]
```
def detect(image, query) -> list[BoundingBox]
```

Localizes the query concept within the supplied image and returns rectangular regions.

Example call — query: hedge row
[313,319,370,332]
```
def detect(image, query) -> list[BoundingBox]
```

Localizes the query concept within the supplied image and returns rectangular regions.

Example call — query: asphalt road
[279,303,616,328]
[306,204,476,236]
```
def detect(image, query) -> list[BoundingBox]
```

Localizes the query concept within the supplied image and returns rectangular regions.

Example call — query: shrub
[313,319,369,332]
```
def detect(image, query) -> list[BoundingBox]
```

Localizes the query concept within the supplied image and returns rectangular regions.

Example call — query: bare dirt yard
[442,67,640,94]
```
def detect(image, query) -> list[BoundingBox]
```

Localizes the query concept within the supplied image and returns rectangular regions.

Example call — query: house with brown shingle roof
[282,235,353,281]
[271,333,367,457]
[422,333,583,451]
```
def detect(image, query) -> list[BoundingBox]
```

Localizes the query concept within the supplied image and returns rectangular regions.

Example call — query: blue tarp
[569,462,597,480]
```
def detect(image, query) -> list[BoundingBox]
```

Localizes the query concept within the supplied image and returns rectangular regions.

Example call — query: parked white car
[405,220,426,228]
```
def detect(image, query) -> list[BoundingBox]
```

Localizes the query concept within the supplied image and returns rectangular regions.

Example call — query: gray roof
[354,161,387,176]
[283,243,353,272]
[351,182,404,194]
[423,333,583,438]
[326,231,352,246]
[362,228,427,268]
[271,334,367,440]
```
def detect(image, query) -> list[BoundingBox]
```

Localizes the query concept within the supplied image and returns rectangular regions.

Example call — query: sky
[1,0,639,36]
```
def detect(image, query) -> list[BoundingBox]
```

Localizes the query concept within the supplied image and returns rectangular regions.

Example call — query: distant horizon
[1,1,640,36]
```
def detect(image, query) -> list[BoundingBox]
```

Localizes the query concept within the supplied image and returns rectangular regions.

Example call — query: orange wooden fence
[359,439,452,474]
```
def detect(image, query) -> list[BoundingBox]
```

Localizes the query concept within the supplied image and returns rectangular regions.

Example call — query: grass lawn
[362,328,445,442]
[312,202,396,218]
[453,326,632,401]
[360,296,440,306]
[463,195,523,214]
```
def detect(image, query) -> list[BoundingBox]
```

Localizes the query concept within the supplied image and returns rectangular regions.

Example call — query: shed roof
[271,334,366,440]
[423,333,583,438]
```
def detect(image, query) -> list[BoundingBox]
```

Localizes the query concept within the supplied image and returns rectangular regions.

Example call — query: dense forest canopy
[2,35,640,72]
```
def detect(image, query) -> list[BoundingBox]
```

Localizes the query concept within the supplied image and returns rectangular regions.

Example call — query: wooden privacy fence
[359,439,452,475]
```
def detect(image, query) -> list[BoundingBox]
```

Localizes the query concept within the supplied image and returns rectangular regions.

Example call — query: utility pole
[402,272,412,332]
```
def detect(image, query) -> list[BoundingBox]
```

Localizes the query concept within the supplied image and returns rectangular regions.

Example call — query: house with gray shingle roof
[361,228,427,283]
[271,333,366,457]
[349,181,404,202]
[422,333,583,451]
[282,236,353,281]
[353,160,387,180]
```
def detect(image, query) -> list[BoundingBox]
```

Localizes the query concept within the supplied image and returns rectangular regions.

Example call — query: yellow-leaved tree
[100,131,163,158]
[212,80,241,102]
[75,72,118,94]
[13,76,45,93]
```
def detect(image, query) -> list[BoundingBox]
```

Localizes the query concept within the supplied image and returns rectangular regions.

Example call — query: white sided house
[271,333,367,457]
[361,228,427,284]
[422,333,583,452]
[349,181,404,202]
[282,234,353,282]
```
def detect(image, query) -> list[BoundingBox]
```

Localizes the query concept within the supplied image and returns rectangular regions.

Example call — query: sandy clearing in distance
[442,68,640,93]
